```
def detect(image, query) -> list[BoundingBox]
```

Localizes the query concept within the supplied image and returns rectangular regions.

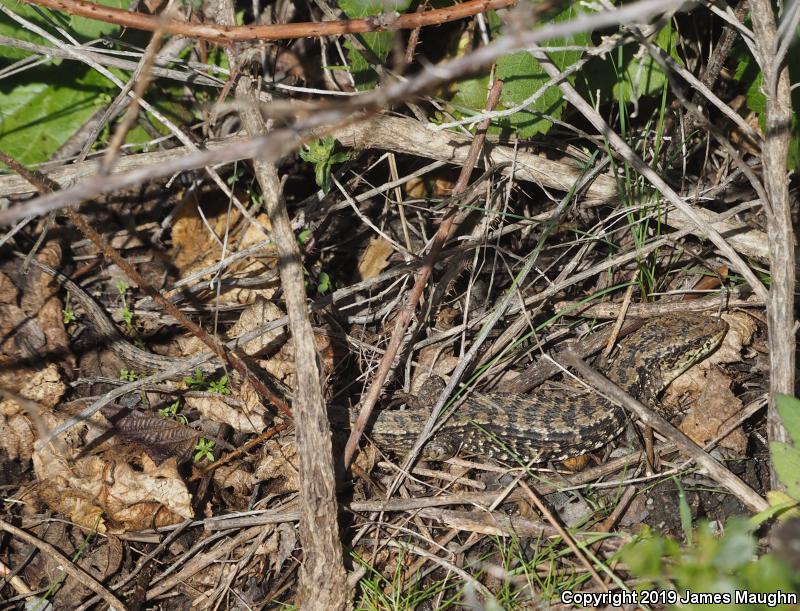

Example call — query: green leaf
[770,441,800,500]
[317,271,332,294]
[336,0,412,90]
[612,25,679,103]
[451,4,589,138]
[0,0,125,62]
[68,0,127,38]
[300,137,352,192]
[0,0,62,62]
[711,519,756,571]
[734,45,800,171]
[337,0,410,15]
[775,394,800,446]
[0,68,111,164]
[297,228,312,246]
[620,528,680,581]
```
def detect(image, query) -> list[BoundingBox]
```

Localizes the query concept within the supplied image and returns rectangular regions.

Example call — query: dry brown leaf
[185,386,268,434]
[228,298,286,356]
[405,177,427,198]
[0,413,35,460]
[172,200,277,303]
[663,312,754,454]
[38,295,72,363]
[171,198,232,273]
[222,213,279,304]
[258,523,296,574]
[212,462,255,495]
[186,565,235,604]
[0,364,66,461]
[0,270,18,304]
[0,364,65,415]
[665,311,755,401]
[358,236,394,280]
[0,302,29,358]
[20,242,62,315]
[258,332,336,390]
[415,346,459,394]
[708,312,757,366]
[33,443,193,533]
[254,437,299,496]
[678,368,747,453]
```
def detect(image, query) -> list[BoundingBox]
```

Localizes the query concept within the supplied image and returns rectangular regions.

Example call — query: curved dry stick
[22,0,516,44]
[343,78,505,468]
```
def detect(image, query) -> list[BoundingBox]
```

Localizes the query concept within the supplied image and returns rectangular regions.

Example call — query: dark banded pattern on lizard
[364,313,728,462]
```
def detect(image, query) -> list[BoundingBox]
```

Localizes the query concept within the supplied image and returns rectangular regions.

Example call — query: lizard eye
[424,439,458,461]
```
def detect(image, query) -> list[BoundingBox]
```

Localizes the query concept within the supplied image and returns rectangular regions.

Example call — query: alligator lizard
[364,313,728,462]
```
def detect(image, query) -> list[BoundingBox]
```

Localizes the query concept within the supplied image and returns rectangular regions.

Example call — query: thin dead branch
[749,0,797,489]
[0,519,127,610]
[344,78,505,468]
[237,76,349,608]
[22,0,516,44]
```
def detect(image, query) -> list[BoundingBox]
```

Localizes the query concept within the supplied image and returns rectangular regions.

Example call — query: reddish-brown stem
[23,0,516,44]
[192,422,289,480]
[343,77,504,468]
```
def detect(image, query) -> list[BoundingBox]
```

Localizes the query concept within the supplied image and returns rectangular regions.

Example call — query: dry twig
[237,76,349,608]
[22,0,516,44]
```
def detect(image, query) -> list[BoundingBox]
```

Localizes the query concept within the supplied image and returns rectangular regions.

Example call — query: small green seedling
[193,438,215,462]
[159,400,188,425]
[115,280,135,331]
[62,307,76,324]
[119,369,140,382]
[184,368,206,389]
[207,374,230,395]
[184,369,230,394]
[299,136,352,192]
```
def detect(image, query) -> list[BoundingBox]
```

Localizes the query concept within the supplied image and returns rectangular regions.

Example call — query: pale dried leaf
[37,295,72,365]
[212,463,255,495]
[0,364,65,415]
[665,311,753,401]
[228,298,286,356]
[185,390,267,434]
[0,364,65,461]
[358,237,394,280]
[33,444,193,533]
[0,303,27,357]
[20,242,62,315]
[171,199,231,273]
[37,484,107,532]
[275,522,297,573]
[258,523,296,574]
[0,271,18,304]
[259,332,336,390]
[0,413,35,460]
[254,438,299,495]
[703,311,757,367]
[415,347,458,394]
[678,368,747,453]
[172,204,276,302]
